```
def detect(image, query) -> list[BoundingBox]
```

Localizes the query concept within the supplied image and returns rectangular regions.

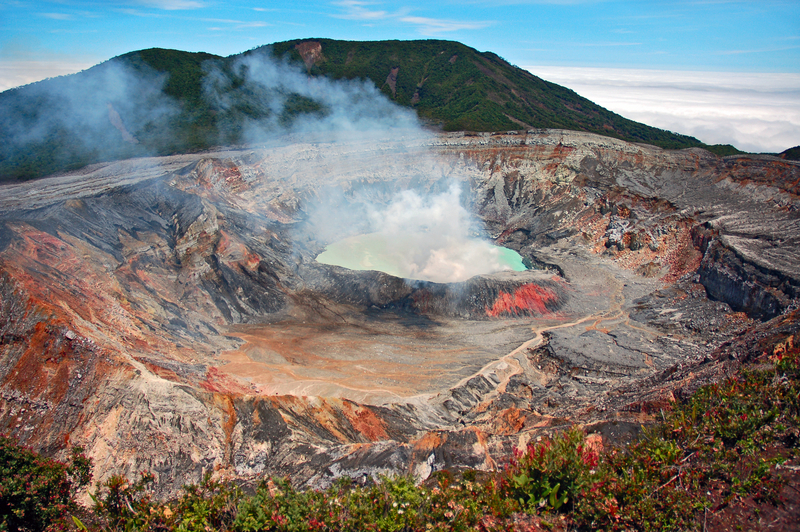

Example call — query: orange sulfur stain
[486,283,558,317]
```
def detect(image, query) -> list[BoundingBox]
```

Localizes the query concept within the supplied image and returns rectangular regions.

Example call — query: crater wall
[1,130,798,493]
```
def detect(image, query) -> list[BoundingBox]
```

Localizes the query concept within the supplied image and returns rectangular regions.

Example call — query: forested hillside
[0,39,741,181]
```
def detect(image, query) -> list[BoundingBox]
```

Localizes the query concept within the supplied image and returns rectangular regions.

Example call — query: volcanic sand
[218,315,552,404]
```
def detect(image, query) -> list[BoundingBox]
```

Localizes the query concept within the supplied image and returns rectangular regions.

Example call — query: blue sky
[1,1,799,151]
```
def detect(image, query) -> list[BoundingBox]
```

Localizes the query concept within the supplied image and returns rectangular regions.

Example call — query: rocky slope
[0,130,798,495]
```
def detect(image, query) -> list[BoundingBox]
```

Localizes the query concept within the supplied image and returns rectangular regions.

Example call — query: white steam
[203,49,423,144]
[0,59,175,160]
[2,44,509,284]
[317,185,524,284]
[1,46,424,180]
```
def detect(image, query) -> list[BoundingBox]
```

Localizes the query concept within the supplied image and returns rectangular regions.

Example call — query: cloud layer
[526,66,800,153]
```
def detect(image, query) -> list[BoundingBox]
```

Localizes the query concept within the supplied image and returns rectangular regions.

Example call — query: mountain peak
[1,39,718,181]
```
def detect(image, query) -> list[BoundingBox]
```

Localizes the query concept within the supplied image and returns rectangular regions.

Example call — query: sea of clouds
[526,66,800,154]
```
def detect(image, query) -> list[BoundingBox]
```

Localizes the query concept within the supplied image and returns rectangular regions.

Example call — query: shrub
[0,438,91,532]
[90,472,169,531]
[504,427,599,513]
[171,473,241,532]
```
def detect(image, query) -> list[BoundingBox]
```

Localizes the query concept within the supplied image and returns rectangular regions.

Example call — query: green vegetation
[778,145,800,161]
[3,343,798,531]
[0,49,223,181]
[703,144,745,157]
[120,48,226,155]
[1,39,749,182]
[0,439,91,532]
[263,39,705,150]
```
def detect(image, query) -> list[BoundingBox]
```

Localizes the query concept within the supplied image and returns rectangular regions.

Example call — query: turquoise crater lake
[316,232,526,283]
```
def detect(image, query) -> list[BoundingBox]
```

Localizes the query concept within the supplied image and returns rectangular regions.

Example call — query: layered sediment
[1,130,798,494]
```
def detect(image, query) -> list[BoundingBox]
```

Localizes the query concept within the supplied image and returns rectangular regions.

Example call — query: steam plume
[0,59,176,178]
[1,44,514,285]
[202,49,423,144]
[317,185,523,284]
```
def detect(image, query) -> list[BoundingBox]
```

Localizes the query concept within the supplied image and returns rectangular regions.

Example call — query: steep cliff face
[695,229,800,320]
[438,131,799,319]
[1,130,797,493]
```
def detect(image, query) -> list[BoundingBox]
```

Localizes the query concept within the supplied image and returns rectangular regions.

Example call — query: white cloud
[330,2,487,35]
[0,60,95,92]
[208,22,269,31]
[203,17,270,31]
[715,45,800,56]
[117,8,163,17]
[524,66,800,153]
[399,16,491,35]
[572,41,642,47]
[235,21,269,29]
[333,0,388,20]
[41,13,74,20]
[133,0,206,10]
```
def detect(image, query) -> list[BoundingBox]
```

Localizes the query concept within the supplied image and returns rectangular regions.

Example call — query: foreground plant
[571,345,800,531]
[504,426,599,513]
[234,473,515,532]
[0,439,91,532]
[3,344,798,531]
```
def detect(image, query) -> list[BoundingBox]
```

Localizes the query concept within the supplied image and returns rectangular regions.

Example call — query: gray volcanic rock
[1,130,798,494]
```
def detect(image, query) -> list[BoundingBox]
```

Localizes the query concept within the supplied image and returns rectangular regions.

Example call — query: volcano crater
[2,130,799,492]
